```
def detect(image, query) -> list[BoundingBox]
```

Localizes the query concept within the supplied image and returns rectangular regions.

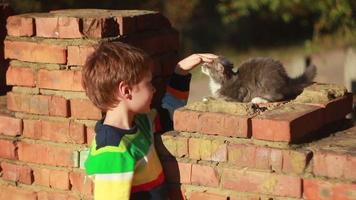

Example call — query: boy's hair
[82,41,150,111]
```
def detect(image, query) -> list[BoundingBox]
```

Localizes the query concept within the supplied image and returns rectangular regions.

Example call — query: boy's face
[128,71,156,113]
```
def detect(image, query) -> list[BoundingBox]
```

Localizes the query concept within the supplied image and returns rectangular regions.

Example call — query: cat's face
[201,57,235,84]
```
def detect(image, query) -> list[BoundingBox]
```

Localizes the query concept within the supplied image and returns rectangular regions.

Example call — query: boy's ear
[117,81,132,100]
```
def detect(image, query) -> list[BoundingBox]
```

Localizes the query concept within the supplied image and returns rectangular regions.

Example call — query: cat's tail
[289,56,317,86]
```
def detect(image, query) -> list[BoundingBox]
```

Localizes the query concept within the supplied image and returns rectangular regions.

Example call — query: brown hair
[82,41,150,111]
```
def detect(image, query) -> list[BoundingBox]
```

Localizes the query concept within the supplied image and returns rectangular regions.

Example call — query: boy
[82,41,217,200]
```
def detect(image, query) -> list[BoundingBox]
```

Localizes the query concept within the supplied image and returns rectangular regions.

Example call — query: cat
[201,56,317,103]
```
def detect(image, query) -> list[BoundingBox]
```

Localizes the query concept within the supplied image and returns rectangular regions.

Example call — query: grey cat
[201,57,317,103]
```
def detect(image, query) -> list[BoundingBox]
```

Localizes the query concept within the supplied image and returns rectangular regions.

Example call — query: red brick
[1,162,33,184]
[38,69,83,91]
[67,45,95,66]
[252,104,324,142]
[229,195,260,200]
[191,164,220,187]
[190,192,227,200]
[6,15,34,36]
[82,17,119,38]
[50,170,70,190]
[69,171,93,195]
[6,66,36,87]
[58,17,82,38]
[222,114,251,137]
[0,185,37,200]
[86,126,95,145]
[7,92,69,117]
[4,40,67,64]
[18,141,75,167]
[313,94,353,124]
[23,119,85,144]
[70,98,102,120]
[303,179,356,200]
[33,167,50,186]
[0,113,22,136]
[282,149,311,174]
[162,161,191,184]
[173,109,200,132]
[344,154,356,181]
[222,168,302,198]
[35,17,59,38]
[116,16,136,35]
[313,150,346,178]
[0,139,17,159]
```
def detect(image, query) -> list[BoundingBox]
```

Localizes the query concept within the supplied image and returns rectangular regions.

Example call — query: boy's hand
[175,53,218,75]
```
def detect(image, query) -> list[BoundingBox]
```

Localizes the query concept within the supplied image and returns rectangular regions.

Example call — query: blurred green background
[3,0,356,56]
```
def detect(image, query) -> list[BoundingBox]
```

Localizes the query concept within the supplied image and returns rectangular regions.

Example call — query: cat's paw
[251,97,269,104]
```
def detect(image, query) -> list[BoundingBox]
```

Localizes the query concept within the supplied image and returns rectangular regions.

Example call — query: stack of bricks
[158,83,356,200]
[0,9,179,199]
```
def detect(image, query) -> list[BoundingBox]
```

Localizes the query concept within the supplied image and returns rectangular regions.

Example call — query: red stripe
[131,171,165,193]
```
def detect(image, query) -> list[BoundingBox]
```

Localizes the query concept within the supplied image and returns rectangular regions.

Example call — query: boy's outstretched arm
[158,54,218,131]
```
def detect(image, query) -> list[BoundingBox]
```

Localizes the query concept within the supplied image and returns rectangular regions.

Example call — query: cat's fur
[201,57,317,103]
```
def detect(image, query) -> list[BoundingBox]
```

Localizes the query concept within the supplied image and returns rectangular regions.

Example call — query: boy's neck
[103,104,135,130]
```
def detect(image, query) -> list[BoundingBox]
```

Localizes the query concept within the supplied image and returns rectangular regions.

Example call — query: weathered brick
[191,164,220,187]
[162,160,191,184]
[228,143,256,168]
[50,169,70,190]
[38,69,83,91]
[0,139,17,159]
[314,94,353,124]
[6,66,36,87]
[190,192,227,200]
[282,149,311,174]
[70,98,102,120]
[222,168,302,198]
[18,141,75,167]
[67,45,95,66]
[33,167,50,186]
[313,151,345,178]
[252,104,324,142]
[0,185,37,200]
[303,178,356,200]
[69,171,93,195]
[254,146,271,170]
[7,92,69,117]
[0,113,22,136]
[4,40,67,64]
[270,148,283,173]
[6,15,34,36]
[35,16,59,38]
[173,109,200,132]
[58,17,83,38]
[1,162,33,184]
[82,17,119,38]
[23,119,85,144]
[188,137,227,162]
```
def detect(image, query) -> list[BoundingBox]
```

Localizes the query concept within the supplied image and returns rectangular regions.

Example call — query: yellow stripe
[95,179,131,200]
[132,147,163,186]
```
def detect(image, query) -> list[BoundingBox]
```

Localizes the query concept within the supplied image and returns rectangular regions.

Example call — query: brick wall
[158,84,356,200]
[0,9,178,199]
